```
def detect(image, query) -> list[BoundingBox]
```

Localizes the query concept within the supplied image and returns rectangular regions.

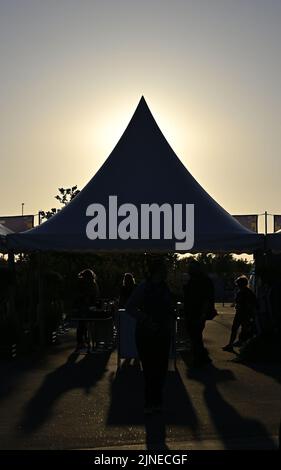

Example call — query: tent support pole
[37,252,46,349]
[7,250,19,340]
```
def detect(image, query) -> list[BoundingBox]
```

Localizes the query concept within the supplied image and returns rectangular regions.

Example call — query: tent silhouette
[267,231,281,252]
[8,97,263,253]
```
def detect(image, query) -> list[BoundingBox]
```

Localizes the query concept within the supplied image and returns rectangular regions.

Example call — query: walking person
[183,260,215,367]
[75,268,100,352]
[125,256,174,414]
[223,275,257,352]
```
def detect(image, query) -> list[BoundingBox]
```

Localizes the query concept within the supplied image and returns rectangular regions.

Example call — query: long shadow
[19,351,111,433]
[233,338,281,384]
[0,333,75,404]
[237,360,281,385]
[107,361,199,450]
[0,358,36,403]
[185,361,277,449]
[237,360,281,442]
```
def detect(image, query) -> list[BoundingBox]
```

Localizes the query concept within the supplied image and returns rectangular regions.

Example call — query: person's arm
[118,286,125,308]
[95,282,100,299]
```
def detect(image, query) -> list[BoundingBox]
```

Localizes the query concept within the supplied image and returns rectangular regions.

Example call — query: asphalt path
[0,305,280,450]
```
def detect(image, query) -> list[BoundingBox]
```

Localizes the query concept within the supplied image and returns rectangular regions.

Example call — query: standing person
[183,260,215,367]
[223,275,257,352]
[75,269,100,352]
[119,273,136,308]
[125,256,174,414]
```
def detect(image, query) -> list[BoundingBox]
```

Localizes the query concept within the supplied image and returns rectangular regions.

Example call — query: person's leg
[87,321,94,350]
[198,324,211,362]
[185,318,197,361]
[239,315,254,343]
[229,312,241,344]
[223,312,241,351]
[143,349,156,407]
[191,325,210,365]
[76,321,84,346]
[189,324,200,361]
[136,326,154,409]
[152,331,171,407]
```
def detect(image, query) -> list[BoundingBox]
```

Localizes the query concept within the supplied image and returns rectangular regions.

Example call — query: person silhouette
[75,269,100,352]
[223,275,257,352]
[119,273,136,308]
[183,260,215,367]
[125,256,174,414]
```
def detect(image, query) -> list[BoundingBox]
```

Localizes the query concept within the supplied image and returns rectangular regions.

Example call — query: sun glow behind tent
[8,97,264,253]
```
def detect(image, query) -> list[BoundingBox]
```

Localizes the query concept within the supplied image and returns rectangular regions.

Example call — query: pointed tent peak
[98,94,183,182]
[125,96,164,138]
[139,95,148,105]
[110,95,187,175]
[134,95,154,115]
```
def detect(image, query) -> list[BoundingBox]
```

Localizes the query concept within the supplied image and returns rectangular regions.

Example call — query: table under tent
[6,97,264,364]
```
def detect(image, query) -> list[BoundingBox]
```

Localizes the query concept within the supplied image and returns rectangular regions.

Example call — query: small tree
[40,186,80,221]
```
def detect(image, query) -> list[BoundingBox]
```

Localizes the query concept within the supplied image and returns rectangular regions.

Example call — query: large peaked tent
[8,97,264,253]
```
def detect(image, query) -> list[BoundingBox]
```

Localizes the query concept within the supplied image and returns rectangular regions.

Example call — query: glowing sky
[0,0,281,232]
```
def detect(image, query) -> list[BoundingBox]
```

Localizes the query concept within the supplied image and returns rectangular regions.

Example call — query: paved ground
[0,305,280,450]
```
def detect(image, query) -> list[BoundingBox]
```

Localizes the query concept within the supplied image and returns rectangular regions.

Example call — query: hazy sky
[0,0,281,231]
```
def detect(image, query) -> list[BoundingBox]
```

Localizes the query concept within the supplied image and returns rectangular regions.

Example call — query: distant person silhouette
[125,256,174,414]
[119,273,136,308]
[183,260,215,367]
[223,275,257,352]
[75,269,100,352]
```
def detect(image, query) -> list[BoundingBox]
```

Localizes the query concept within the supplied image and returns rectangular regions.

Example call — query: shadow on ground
[0,335,76,405]
[18,351,111,434]
[184,359,277,450]
[107,360,199,449]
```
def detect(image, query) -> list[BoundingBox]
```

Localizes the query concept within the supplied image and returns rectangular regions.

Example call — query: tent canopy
[0,223,13,253]
[0,223,13,236]
[267,232,281,252]
[8,97,264,253]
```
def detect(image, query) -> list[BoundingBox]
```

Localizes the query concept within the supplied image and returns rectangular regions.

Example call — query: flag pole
[264,211,268,236]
